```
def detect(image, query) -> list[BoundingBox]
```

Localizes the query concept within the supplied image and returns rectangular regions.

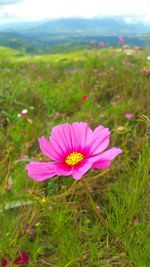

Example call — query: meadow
[0,46,150,267]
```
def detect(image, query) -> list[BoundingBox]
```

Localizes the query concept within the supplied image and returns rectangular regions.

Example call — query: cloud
[0,0,22,5]
[0,9,19,25]
[0,0,150,24]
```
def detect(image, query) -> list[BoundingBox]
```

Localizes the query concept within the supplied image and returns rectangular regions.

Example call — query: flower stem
[81,178,125,251]
[81,178,107,228]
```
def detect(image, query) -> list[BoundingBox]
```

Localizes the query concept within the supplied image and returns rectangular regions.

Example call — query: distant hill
[29,17,150,35]
[1,17,150,34]
[0,17,149,54]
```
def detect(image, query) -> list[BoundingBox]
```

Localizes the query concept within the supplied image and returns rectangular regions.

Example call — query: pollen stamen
[65,152,84,166]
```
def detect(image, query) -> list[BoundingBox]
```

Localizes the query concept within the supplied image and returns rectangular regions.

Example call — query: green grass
[0,46,150,266]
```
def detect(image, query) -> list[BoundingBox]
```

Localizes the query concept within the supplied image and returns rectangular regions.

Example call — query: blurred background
[0,0,150,54]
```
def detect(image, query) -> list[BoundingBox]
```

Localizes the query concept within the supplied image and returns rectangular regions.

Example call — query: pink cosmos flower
[124,113,134,119]
[26,122,122,181]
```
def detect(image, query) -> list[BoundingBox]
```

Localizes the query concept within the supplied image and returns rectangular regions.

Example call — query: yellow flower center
[65,152,84,166]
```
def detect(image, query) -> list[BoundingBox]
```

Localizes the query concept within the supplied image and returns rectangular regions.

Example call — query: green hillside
[0,46,24,59]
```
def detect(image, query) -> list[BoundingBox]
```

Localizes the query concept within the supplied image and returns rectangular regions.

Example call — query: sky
[0,0,150,24]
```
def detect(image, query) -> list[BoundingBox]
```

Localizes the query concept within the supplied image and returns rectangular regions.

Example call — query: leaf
[0,200,33,212]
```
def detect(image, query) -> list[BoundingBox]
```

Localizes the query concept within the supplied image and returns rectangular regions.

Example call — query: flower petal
[26,162,56,182]
[88,126,110,155]
[1,258,8,267]
[72,122,93,151]
[50,123,73,155]
[72,160,92,180]
[38,137,62,161]
[54,162,72,176]
[92,147,123,169]
[50,122,93,154]
[92,160,110,169]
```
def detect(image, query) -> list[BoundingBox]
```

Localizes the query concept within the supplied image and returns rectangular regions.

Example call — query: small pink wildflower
[82,95,88,101]
[133,218,139,225]
[117,126,125,131]
[93,68,98,74]
[21,109,28,118]
[54,112,61,118]
[25,142,32,148]
[17,109,28,118]
[118,35,125,45]
[88,186,93,193]
[124,113,134,119]
[20,155,28,160]
[98,41,105,47]
[96,205,103,212]
[1,258,8,267]
[111,101,117,106]
[14,252,29,265]
[98,72,107,77]
[90,40,96,45]
[134,46,140,51]
[1,252,29,267]
[21,130,27,135]
[26,122,122,181]
[57,79,61,84]
[114,95,121,99]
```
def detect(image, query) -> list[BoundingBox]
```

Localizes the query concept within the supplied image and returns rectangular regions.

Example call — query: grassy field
[0,46,150,266]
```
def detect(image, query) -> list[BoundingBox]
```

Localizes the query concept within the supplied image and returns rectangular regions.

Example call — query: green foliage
[0,46,150,266]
